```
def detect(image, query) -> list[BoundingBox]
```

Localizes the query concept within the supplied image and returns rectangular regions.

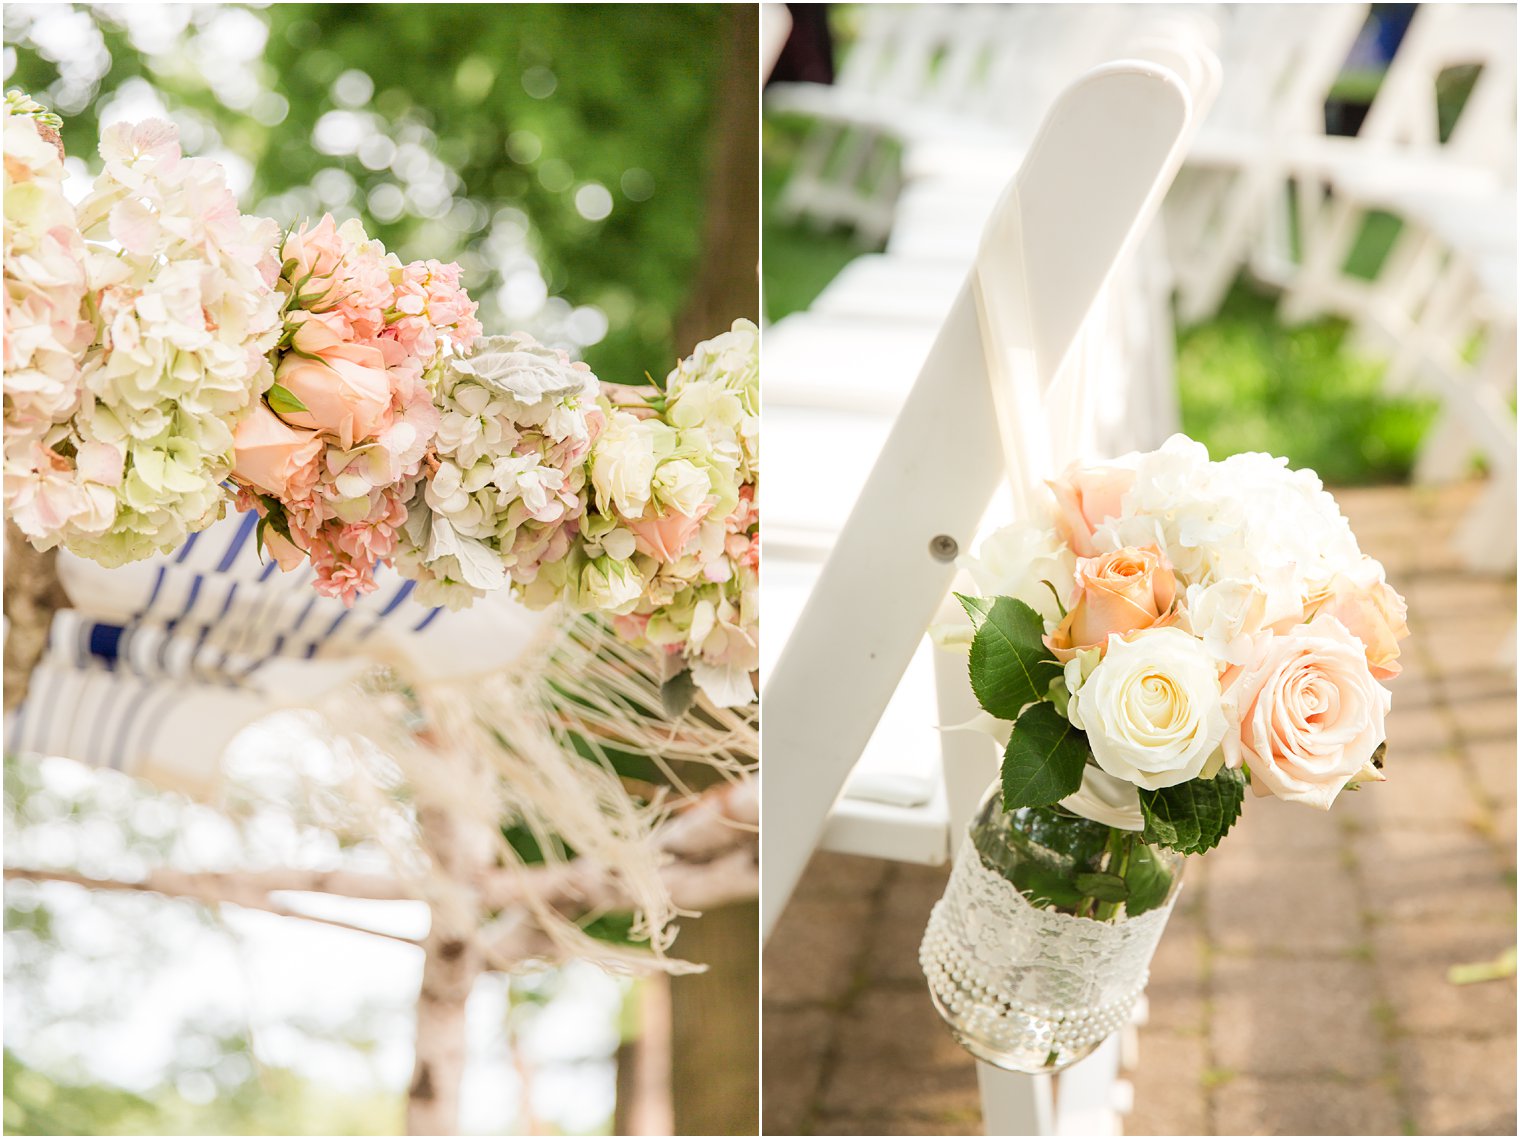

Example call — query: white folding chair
[763,50,1212,1134]
[768,4,991,241]
[1272,5,1517,575]
[1162,3,1370,323]
[1278,3,1517,330]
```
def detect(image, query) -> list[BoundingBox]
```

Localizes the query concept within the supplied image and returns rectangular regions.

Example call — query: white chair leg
[978,1064,1054,1136]
[1053,1033,1126,1136]
[1455,474,1519,575]
[1280,191,1362,325]
[1413,406,1477,485]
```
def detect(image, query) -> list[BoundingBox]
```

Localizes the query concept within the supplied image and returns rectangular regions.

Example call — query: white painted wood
[760,4,791,81]
[1054,1034,1125,1135]
[978,1061,1055,1136]
[1280,4,1517,327]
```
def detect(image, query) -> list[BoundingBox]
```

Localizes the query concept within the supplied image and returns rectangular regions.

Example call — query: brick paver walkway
[762,482,1517,1136]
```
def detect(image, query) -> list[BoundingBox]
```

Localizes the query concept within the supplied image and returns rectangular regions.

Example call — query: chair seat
[900,138,1026,188]
[768,405,897,544]
[809,255,968,323]
[763,312,939,413]
[1289,136,1505,202]
[766,551,950,863]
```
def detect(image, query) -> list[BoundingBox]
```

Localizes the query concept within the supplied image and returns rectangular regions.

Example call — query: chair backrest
[1203,4,1367,138]
[1359,3,1518,171]
[833,4,986,102]
[760,54,1210,938]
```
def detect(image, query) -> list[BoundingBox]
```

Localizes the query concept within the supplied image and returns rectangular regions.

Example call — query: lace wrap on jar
[920,835,1180,1068]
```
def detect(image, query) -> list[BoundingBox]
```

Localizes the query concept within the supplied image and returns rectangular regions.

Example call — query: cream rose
[1068,627,1227,791]
[1048,459,1134,557]
[591,411,660,518]
[1047,546,1180,662]
[1221,615,1390,809]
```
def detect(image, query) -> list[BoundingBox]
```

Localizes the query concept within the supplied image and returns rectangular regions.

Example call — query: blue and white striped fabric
[7,508,555,796]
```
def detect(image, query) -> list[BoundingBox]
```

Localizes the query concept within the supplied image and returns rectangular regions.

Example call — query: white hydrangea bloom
[665,317,758,481]
[2,104,103,545]
[1095,435,1364,626]
[396,333,602,609]
[61,118,282,565]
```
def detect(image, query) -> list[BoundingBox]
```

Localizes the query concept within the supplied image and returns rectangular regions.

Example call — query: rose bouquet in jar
[921,434,1407,1072]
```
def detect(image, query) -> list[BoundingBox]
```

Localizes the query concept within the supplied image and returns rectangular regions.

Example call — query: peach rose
[281,215,346,305]
[232,403,323,500]
[275,312,392,448]
[261,526,309,572]
[1048,461,1135,557]
[1047,545,1181,662]
[1221,615,1390,809]
[627,505,710,562]
[1303,560,1410,680]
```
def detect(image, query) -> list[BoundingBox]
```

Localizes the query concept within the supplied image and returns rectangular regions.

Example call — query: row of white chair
[771,3,1517,576]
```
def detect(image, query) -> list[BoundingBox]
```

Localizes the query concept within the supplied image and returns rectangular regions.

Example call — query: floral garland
[3,96,757,708]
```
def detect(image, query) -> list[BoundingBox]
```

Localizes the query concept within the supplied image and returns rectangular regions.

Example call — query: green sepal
[252,495,295,562]
[266,383,309,415]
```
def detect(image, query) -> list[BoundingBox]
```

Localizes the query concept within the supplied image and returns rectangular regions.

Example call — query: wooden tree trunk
[613,975,675,1136]
[407,801,489,1136]
[674,4,762,350]
[668,900,760,1135]
[665,14,762,1122]
[4,522,69,711]
[408,922,481,1136]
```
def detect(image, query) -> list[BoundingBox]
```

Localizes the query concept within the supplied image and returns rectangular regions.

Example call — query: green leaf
[1001,702,1089,810]
[1139,768,1246,855]
[1074,871,1129,903]
[955,592,995,631]
[266,383,309,415]
[1122,844,1175,916]
[967,595,1061,719]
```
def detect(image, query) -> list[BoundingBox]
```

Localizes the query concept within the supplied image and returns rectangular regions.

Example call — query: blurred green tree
[5,3,746,384]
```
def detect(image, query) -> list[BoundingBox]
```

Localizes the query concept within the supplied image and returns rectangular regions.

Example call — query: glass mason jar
[919,781,1185,1073]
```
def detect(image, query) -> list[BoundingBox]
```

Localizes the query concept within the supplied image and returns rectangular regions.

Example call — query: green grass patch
[762,113,884,320]
[1177,284,1437,484]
